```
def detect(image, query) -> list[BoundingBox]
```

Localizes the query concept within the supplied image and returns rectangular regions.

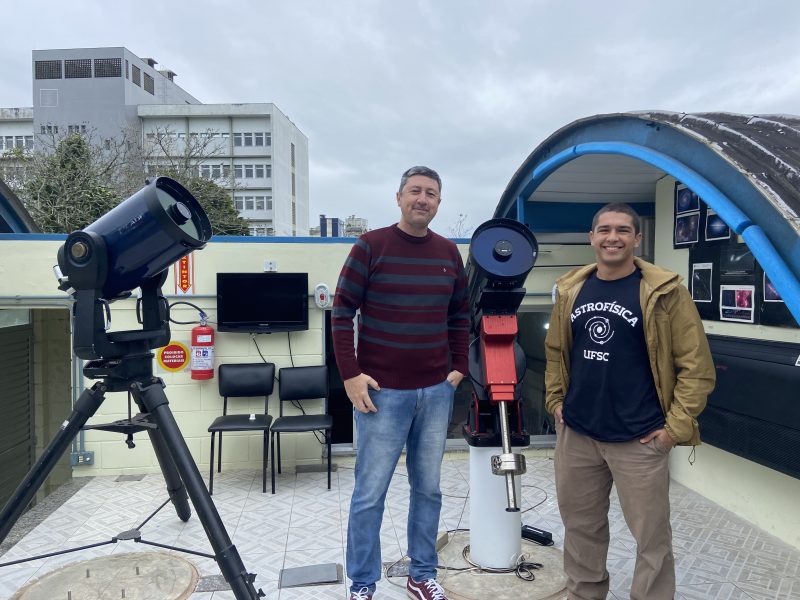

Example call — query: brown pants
[554,423,674,600]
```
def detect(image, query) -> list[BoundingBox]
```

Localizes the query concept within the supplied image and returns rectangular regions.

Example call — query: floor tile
[0,455,798,600]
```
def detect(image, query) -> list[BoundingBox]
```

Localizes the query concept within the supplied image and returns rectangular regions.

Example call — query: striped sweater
[332,224,470,390]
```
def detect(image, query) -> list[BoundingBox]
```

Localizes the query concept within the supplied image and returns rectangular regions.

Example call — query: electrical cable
[252,333,324,445]
[168,300,214,325]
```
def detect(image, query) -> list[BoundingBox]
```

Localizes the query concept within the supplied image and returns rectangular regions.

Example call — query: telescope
[464,218,538,569]
[55,176,212,359]
[0,178,265,599]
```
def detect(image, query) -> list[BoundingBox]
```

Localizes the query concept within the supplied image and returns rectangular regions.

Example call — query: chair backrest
[278,365,329,416]
[218,362,275,414]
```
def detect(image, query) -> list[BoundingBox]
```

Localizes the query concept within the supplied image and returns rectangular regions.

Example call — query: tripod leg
[0,383,106,544]
[133,379,262,600]
[147,426,192,522]
[128,391,192,522]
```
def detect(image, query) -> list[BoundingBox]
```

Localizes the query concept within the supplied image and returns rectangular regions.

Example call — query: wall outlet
[70,451,94,466]
[264,260,278,272]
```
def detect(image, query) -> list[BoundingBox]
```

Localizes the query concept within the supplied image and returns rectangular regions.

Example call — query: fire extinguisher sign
[191,344,214,371]
[173,253,195,295]
[157,341,191,372]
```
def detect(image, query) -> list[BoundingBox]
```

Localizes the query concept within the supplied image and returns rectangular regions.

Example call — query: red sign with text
[173,253,195,295]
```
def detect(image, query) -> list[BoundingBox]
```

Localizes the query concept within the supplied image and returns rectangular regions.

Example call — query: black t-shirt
[562,268,664,441]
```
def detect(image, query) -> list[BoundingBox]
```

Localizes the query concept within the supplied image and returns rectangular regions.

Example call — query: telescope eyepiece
[69,240,90,261]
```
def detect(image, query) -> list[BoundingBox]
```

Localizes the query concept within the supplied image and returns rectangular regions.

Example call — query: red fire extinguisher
[191,315,215,380]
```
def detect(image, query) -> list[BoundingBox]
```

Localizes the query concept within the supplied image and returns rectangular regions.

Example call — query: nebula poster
[720,285,755,323]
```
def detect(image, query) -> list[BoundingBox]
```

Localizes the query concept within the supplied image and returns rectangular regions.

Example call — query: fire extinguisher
[191,314,215,380]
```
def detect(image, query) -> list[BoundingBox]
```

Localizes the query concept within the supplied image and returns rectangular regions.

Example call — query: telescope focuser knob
[490,452,527,476]
[492,239,513,261]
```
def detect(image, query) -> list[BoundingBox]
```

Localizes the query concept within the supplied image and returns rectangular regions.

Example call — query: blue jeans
[347,380,455,593]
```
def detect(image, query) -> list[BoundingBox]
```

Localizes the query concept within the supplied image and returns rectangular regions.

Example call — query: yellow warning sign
[157,341,190,372]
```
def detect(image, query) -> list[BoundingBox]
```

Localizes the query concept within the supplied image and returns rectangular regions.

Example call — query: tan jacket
[544,258,715,445]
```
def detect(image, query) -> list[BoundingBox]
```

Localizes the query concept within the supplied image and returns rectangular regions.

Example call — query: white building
[0,47,309,236]
[312,214,368,237]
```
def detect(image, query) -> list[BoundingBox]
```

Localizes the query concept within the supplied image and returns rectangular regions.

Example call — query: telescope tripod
[0,353,264,599]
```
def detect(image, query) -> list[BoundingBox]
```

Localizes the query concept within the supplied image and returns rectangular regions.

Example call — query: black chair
[208,362,275,494]
[271,365,333,494]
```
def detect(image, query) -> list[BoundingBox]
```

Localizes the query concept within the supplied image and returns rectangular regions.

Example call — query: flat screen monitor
[216,272,309,333]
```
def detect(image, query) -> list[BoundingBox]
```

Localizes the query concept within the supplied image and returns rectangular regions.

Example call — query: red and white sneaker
[406,576,448,600]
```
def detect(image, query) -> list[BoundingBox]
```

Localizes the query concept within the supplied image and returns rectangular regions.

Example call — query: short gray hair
[399,166,441,194]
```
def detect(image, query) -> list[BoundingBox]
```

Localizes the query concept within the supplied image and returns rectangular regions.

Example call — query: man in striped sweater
[333,166,469,600]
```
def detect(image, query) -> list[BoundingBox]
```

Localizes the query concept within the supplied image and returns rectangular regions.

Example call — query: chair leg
[277,432,282,474]
[262,431,268,493]
[209,432,215,495]
[327,429,332,490]
[270,432,276,494]
[217,432,223,473]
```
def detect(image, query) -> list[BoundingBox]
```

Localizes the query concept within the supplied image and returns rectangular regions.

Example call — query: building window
[255,165,264,178]
[254,133,264,146]
[211,164,221,179]
[266,165,272,178]
[40,124,59,135]
[266,197,273,210]
[143,73,155,95]
[291,142,295,168]
[244,165,254,178]
[125,59,129,79]
[233,133,243,147]
[255,197,265,210]
[243,133,253,147]
[132,65,141,86]
[222,164,230,178]
[291,172,296,195]
[35,60,62,80]
[245,197,254,210]
[94,58,122,78]
[235,198,244,211]
[65,59,92,79]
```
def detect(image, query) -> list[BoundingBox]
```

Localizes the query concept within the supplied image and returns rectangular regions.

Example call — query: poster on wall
[704,208,731,242]
[764,273,783,303]
[674,183,700,247]
[720,284,755,323]
[691,263,714,302]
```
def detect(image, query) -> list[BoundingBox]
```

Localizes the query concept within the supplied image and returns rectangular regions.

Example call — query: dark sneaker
[349,587,373,600]
[407,576,448,600]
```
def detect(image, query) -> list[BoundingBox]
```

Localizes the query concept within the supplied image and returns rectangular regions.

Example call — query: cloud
[4,0,800,235]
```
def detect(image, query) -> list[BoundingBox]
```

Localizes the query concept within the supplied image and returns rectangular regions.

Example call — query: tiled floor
[1,451,799,599]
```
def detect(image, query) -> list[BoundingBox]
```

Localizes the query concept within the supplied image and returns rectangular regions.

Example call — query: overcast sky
[4,0,800,235]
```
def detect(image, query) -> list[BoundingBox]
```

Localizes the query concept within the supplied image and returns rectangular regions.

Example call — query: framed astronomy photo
[674,183,701,248]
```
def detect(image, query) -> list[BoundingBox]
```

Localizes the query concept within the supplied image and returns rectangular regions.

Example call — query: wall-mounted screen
[216,272,309,333]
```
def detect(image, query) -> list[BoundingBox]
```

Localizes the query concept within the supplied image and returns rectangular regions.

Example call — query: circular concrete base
[439,531,567,600]
[12,552,199,600]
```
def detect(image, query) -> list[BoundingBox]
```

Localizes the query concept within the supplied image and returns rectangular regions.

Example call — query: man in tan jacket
[545,203,715,600]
